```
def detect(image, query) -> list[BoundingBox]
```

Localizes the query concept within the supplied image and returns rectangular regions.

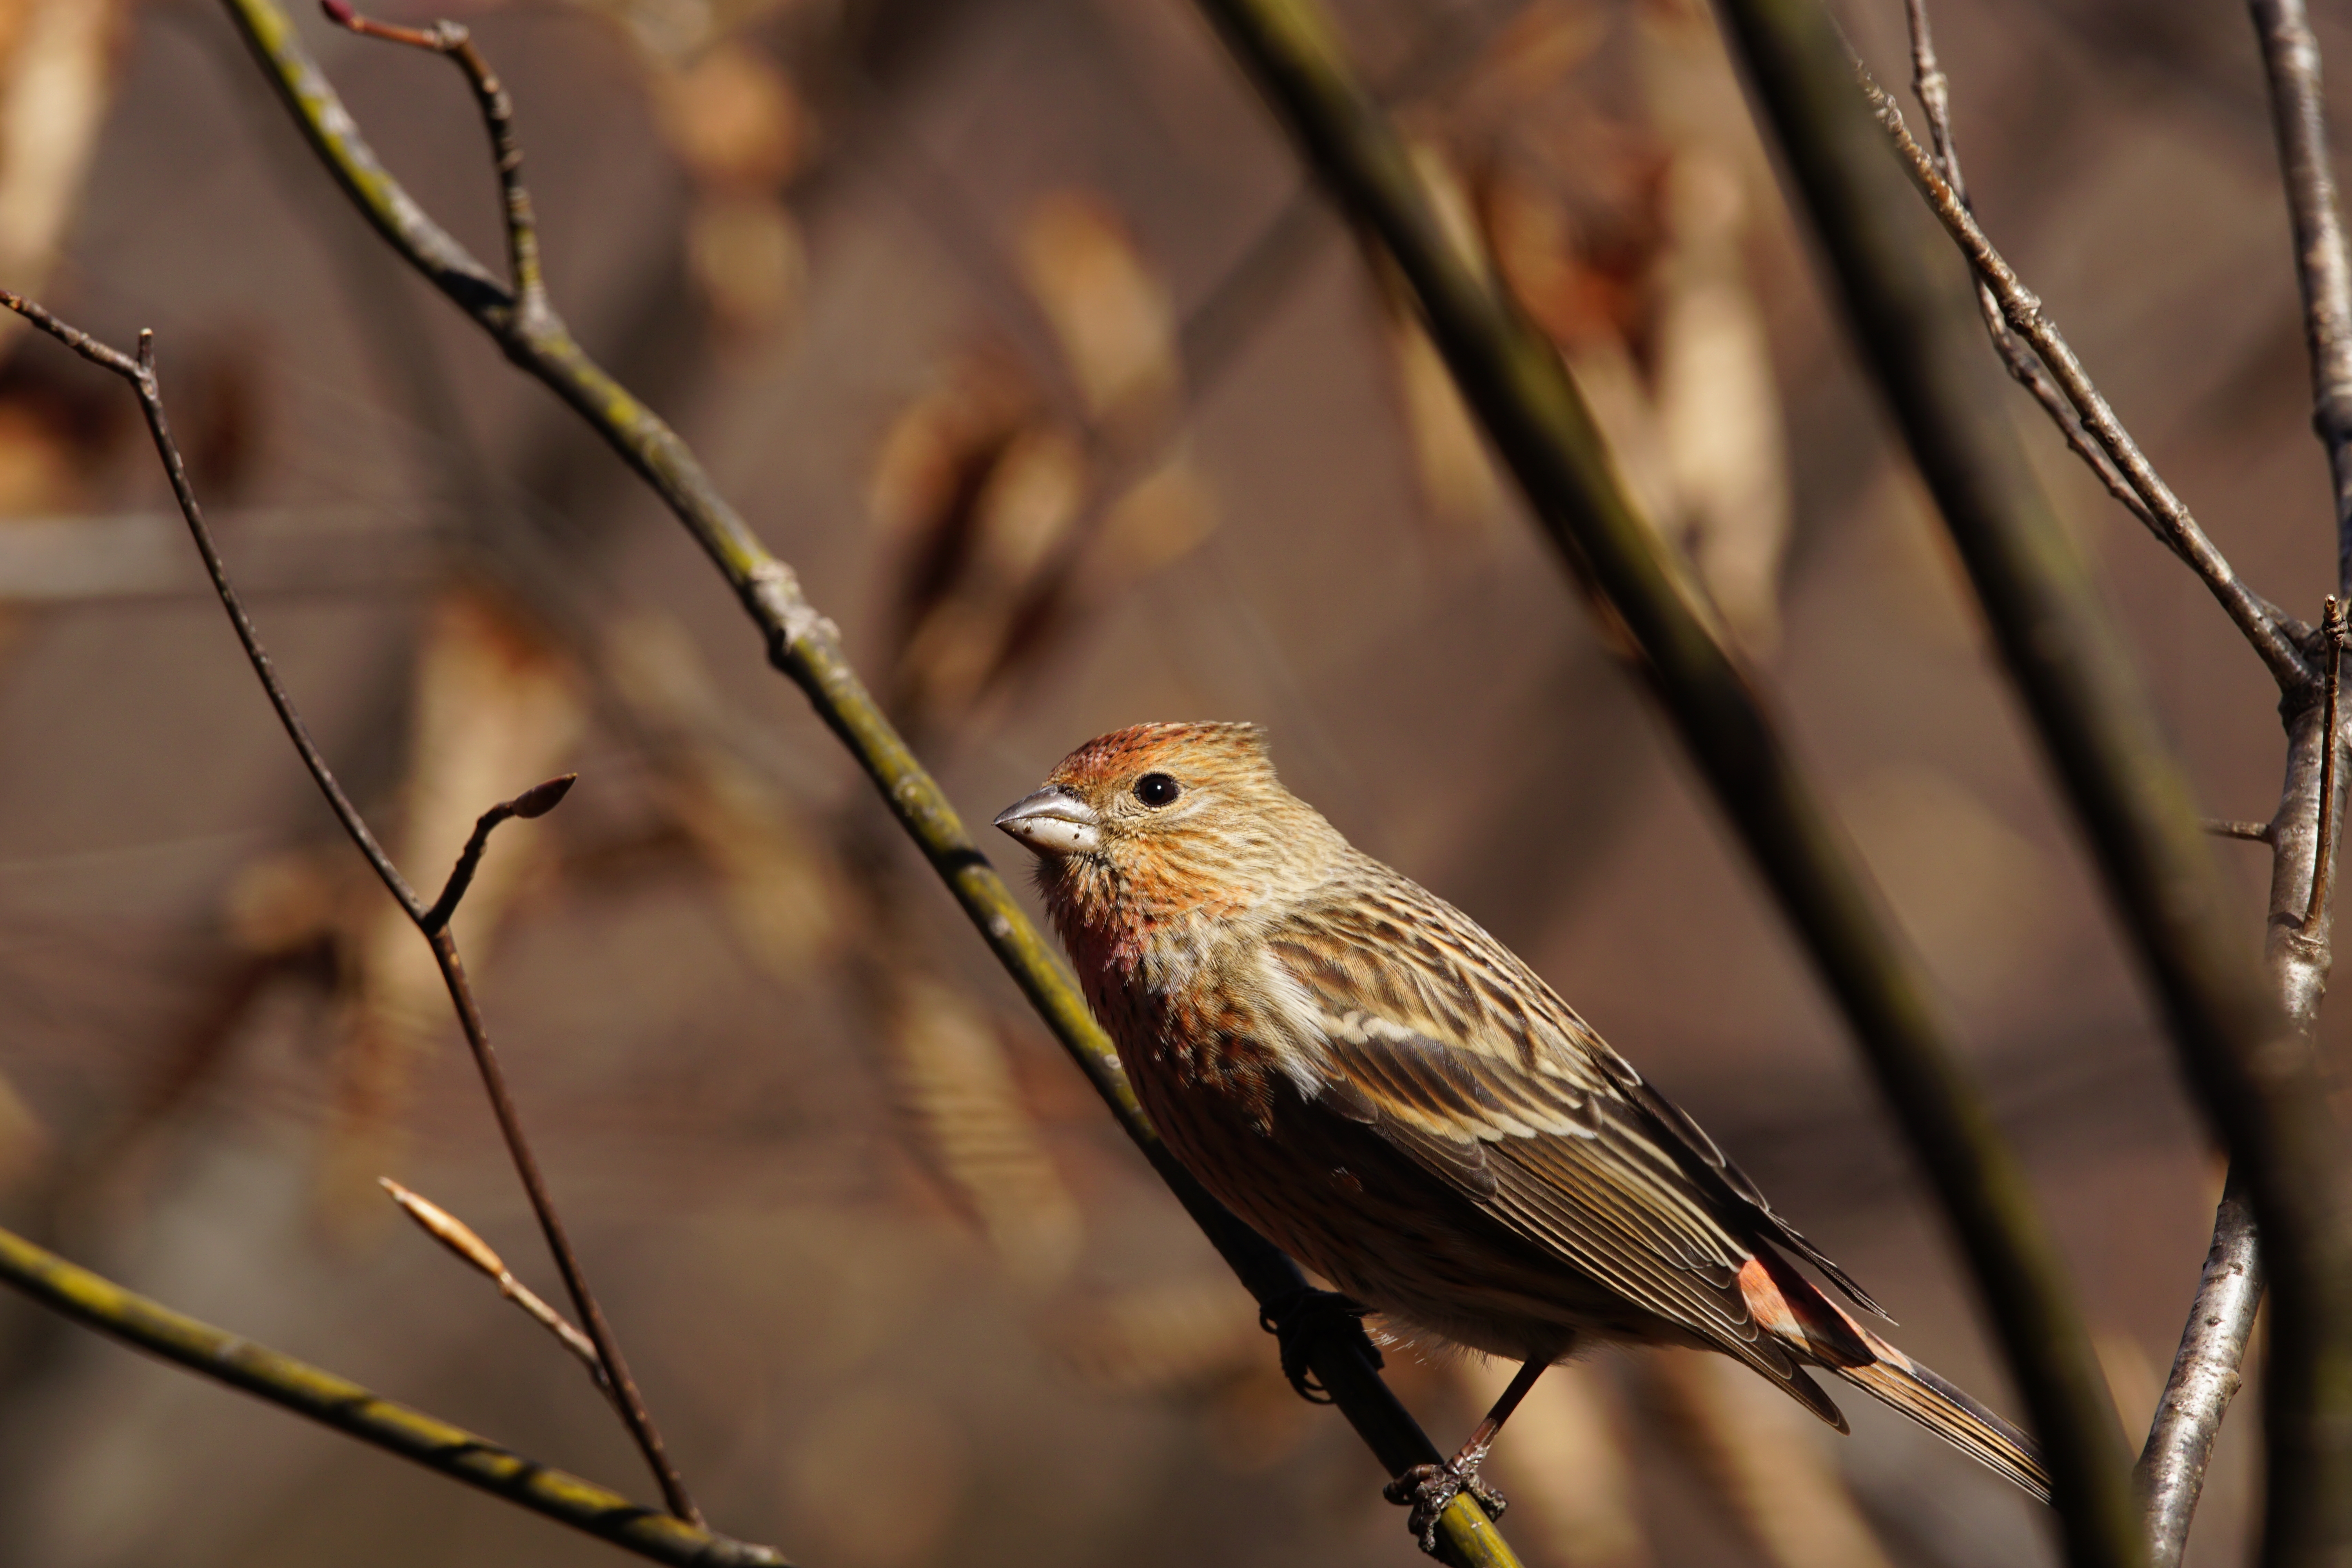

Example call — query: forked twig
[1855,67,2313,694]
[1889,2,2350,1561]
[0,1221,784,1566]
[319,0,545,320]
[423,773,575,932]
[0,291,701,1527]
[217,7,1527,1560]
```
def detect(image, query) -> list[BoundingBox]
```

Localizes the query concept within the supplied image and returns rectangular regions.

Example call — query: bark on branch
[1703,5,2352,1568]
[0,1222,786,1566]
[212,4,1526,1560]
[0,290,701,1526]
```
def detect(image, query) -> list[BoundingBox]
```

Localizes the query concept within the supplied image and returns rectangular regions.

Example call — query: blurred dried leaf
[1485,149,1666,354]
[606,608,841,982]
[1485,127,1789,652]
[0,0,125,299]
[1088,452,1219,585]
[1462,1357,1649,1568]
[327,590,587,1215]
[570,0,808,71]
[687,191,806,341]
[221,846,342,958]
[976,425,1087,587]
[1018,191,1179,430]
[0,1061,49,1193]
[867,351,1033,551]
[886,976,1082,1290]
[1467,0,1610,109]
[675,746,840,984]
[1058,1272,1262,1396]
[1646,1348,1898,1568]
[0,400,79,515]
[650,40,809,189]
[1387,306,1504,539]
[869,352,1105,727]
[895,426,1085,722]
[1654,154,1789,652]
[784,1386,969,1568]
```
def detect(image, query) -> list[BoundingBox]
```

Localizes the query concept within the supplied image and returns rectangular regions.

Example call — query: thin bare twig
[0,291,701,1528]
[2203,819,2278,843]
[320,0,545,318]
[1898,1,2164,545]
[408,924,704,1519]
[219,9,1527,1560]
[0,1221,785,1567]
[1711,0,2352,1562]
[379,1179,606,1376]
[1852,2,2352,1558]
[422,772,575,933]
[1857,69,2314,694]
[2252,0,2352,597]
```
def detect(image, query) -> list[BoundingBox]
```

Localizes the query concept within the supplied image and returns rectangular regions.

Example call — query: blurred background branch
[214,2,1532,1561]
[0,0,2333,1564]
[1176,1,2132,1564]
[1707,5,2352,1568]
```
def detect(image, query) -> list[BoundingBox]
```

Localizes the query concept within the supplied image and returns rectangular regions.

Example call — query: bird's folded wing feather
[1259,875,1882,1355]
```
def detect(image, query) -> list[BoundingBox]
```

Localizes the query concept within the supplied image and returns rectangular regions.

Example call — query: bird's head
[994,722,1346,928]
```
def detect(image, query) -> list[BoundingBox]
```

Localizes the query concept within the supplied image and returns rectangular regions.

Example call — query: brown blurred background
[0,0,2339,1564]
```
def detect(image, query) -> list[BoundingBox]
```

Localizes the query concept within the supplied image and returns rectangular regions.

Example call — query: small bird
[995,721,2048,1549]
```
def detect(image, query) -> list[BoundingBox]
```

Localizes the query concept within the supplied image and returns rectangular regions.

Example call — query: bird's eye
[1133,772,1181,808]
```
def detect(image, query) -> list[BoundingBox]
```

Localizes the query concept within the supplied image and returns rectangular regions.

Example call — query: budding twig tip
[510,773,577,819]
[320,0,355,24]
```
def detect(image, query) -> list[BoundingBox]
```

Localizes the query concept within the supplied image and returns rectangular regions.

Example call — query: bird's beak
[994,786,1100,856]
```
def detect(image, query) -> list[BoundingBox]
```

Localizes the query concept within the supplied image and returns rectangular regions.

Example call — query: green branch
[1708,2,2352,1564]
[200,3,1522,1561]
[1180,2,2134,1565]
[0,1223,784,1567]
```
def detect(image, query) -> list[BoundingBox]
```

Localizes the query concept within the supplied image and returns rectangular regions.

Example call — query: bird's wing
[1258,871,1882,1350]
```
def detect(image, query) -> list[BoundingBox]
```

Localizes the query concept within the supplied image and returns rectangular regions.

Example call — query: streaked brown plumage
[995,722,2047,1546]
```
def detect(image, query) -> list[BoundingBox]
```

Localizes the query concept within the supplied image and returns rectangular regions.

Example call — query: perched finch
[996,722,2047,1548]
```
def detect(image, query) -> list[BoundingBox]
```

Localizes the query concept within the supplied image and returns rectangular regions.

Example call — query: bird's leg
[1383,1357,1547,1553]
[1258,1285,1384,1403]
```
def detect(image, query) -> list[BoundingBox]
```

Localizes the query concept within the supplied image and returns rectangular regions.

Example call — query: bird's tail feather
[1829,1332,2051,1503]
[1738,1245,2050,1503]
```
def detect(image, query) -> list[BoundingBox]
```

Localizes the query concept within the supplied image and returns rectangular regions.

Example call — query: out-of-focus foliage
[0,0,2320,1564]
